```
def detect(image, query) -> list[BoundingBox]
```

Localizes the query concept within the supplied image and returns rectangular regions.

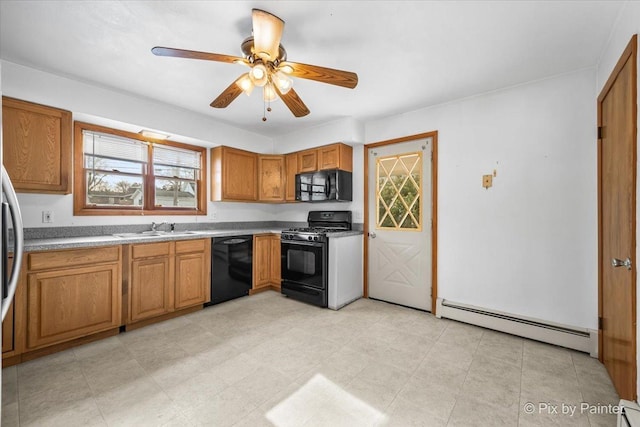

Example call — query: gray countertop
[22,229,282,252]
[22,228,364,252]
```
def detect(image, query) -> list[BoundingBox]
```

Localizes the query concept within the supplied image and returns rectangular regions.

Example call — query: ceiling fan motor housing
[241,36,287,64]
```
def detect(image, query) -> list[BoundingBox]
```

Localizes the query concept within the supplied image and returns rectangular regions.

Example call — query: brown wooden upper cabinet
[258,155,285,202]
[2,97,72,194]
[297,143,352,174]
[318,143,353,172]
[211,146,258,201]
[285,153,298,202]
[297,149,318,173]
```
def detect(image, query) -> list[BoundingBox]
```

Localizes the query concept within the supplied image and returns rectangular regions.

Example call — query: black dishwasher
[207,235,253,306]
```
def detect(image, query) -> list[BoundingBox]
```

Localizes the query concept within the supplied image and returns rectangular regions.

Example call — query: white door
[368,139,432,310]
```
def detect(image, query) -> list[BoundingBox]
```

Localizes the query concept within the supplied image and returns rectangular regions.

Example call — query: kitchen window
[73,122,206,216]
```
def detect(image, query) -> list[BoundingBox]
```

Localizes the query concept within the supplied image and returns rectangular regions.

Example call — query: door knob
[611,257,632,270]
[369,232,376,239]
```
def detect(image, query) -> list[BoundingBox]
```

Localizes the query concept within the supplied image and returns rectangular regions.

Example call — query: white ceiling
[0,1,624,138]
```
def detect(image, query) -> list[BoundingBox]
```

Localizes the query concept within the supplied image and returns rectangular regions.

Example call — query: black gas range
[280,211,352,307]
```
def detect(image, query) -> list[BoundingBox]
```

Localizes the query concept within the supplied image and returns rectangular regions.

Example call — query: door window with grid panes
[376,152,422,231]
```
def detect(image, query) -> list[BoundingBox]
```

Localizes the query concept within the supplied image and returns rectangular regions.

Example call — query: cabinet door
[26,263,121,349]
[258,155,285,202]
[2,97,72,194]
[175,252,207,309]
[253,235,271,289]
[318,143,353,172]
[211,146,258,201]
[285,153,298,202]
[297,149,318,173]
[130,256,172,322]
[270,235,281,289]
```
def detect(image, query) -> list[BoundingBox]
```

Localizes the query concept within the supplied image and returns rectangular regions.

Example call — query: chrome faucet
[151,221,167,232]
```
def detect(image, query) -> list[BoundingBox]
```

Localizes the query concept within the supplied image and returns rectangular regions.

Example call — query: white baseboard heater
[436,298,598,356]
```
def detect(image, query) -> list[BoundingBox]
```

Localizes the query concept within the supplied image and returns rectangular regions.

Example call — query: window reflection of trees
[377,153,421,230]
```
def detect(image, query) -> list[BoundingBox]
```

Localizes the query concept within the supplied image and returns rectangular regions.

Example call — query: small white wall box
[618,399,640,426]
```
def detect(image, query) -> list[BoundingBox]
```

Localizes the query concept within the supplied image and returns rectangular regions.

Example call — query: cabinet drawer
[28,246,120,271]
[176,239,207,254]
[131,242,172,259]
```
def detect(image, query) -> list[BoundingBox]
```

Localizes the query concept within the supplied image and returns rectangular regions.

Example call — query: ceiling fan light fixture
[273,70,293,94]
[236,73,255,96]
[279,64,294,74]
[263,82,278,102]
[249,62,268,87]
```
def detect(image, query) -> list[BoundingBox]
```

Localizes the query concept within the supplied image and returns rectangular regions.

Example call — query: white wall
[594,0,640,402]
[1,60,276,227]
[366,68,597,331]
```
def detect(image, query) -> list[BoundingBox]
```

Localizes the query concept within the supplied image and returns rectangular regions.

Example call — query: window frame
[73,121,207,216]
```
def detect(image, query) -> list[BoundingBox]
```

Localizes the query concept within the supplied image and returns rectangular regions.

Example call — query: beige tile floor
[1,291,619,426]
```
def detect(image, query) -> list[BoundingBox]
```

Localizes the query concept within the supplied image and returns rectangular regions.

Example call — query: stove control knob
[314,236,319,241]
[308,236,312,241]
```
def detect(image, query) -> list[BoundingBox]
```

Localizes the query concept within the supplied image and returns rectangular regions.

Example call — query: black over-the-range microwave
[295,169,352,202]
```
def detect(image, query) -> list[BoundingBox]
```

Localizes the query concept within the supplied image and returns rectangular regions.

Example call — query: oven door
[281,240,326,289]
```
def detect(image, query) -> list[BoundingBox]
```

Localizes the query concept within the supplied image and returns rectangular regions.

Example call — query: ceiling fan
[152,9,358,120]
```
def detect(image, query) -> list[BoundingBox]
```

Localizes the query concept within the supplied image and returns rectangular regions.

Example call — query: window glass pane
[85,155,144,175]
[376,152,422,231]
[154,178,197,208]
[153,165,196,180]
[154,145,200,169]
[86,172,143,207]
[83,131,148,163]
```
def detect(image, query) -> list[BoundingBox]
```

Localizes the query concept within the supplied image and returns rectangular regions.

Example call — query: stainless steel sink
[112,230,202,238]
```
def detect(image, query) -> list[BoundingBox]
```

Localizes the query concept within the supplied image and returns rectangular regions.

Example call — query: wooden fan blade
[210,76,244,108]
[252,9,284,61]
[152,46,242,64]
[280,61,358,89]
[275,87,310,117]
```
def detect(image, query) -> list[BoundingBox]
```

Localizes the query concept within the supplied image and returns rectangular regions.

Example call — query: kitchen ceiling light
[249,62,268,87]
[263,82,278,102]
[236,73,255,95]
[139,130,170,140]
[272,70,293,94]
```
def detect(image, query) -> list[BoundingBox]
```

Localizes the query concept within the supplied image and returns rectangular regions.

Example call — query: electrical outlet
[354,211,363,221]
[211,211,218,221]
[42,210,53,223]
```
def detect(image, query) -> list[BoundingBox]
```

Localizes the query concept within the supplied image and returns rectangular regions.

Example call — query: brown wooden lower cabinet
[26,262,122,350]
[252,234,281,292]
[128,238,210,325]
[16,246,123,353]
[2,239,211,366]
[130,256,172,322]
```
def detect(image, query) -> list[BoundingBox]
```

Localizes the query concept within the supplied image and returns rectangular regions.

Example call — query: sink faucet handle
[170,223,175,232]
[151,221,157,231]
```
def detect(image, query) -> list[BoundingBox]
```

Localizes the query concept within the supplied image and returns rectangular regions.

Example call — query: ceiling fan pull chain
[262,97,267,121]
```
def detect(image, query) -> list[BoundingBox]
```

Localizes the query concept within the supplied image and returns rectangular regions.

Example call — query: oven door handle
[281,240,324,248]
[325,175,331,197]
